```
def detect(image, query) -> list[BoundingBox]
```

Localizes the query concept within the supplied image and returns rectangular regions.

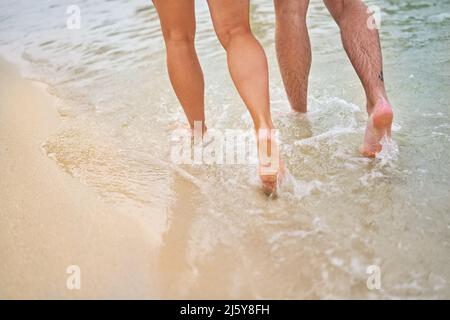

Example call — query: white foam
[376,136,399,163]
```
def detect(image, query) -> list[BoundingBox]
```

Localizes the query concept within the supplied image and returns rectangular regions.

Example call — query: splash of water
[376,135,399,164]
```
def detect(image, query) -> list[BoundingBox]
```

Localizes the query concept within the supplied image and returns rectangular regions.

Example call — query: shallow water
[1,0,450,298]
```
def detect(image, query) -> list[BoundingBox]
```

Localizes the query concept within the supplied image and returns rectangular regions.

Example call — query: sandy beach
[0,59,159,299]
[1,0,450,299]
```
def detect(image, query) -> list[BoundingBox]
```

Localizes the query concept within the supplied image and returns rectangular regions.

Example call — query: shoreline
[0,59,158,299]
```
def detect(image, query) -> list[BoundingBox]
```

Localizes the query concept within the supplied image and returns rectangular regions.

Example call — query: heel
[372,103,393,130]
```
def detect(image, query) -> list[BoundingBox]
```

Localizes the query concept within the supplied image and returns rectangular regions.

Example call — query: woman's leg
[153,0,206,131]
[207,0,283,193]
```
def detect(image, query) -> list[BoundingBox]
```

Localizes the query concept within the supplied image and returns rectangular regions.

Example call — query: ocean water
[1,0,450,298]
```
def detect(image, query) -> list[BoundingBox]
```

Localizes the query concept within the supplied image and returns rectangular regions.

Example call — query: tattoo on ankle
[379,70,384,82]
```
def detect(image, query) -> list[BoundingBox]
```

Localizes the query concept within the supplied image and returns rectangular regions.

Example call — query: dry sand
[0,59,162,299]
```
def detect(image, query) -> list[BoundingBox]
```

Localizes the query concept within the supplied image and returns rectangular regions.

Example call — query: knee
[323,0,345,23]
[163,29,195,47]
[214,24,251,50]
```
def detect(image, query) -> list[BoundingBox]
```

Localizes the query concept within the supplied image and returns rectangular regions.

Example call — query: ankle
[255,119,274,131]
[366,94,388,115]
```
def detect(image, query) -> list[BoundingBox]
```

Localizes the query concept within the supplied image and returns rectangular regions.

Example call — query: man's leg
[207,0,284,194]
[324,0,393,157]
[274,0,311,113]
[153,0,206,131]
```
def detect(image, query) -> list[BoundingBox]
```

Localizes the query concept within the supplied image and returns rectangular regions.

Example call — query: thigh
[207,0,251,45]
[152,0,196,41]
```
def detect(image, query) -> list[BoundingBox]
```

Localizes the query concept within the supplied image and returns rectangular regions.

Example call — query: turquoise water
[1,0,449,298]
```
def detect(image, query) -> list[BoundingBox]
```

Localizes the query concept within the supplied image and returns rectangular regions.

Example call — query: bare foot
[361,97,393,158]
[257,129,285,195]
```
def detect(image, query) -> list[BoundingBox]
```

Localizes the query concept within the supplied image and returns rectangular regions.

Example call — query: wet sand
[0,59,297,299]
[0,59,159,299]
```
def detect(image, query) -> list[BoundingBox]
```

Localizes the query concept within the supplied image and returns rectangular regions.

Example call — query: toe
[360,143,382,158]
